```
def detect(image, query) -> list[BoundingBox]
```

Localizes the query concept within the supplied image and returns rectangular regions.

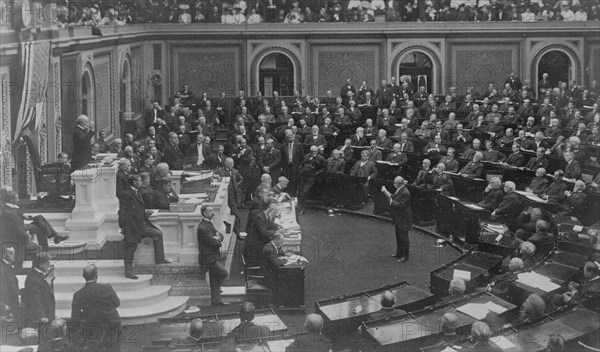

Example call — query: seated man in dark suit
[227,302,270,343]
[559,180,588,216]
[477,177,505,211]
[527,168,550,195]
[563,151,582,182]
[482,140,506,163]
[525,147,549,171]
[386,143,408,165]
[413,159,432,188]
[512,220,555,256]
[490,181,521,221]
[163,132,184,170]
[151,180,179,210]
[505,143,525,167]
[439,147,459,173]
[368,290,406,321]
[261,233,290,303]
[169,318,203,347]
[553,262,599,311]
[459,151,485,179]
[286,313,332,352]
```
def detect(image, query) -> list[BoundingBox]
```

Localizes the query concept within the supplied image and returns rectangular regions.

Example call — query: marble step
[56,296,189,325]
[17,274,153,292]
[54,285,172,310]
[22,259,125,277]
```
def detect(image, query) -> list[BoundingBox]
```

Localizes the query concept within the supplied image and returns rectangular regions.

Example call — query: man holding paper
[382,176,412,262]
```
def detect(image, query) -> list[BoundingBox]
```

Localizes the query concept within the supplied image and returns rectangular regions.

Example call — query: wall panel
[311,44,381,97]
[170,45,241,98]
[449,42,520,95]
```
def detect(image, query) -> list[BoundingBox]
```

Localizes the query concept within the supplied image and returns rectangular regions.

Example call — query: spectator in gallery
[246,8,263,23]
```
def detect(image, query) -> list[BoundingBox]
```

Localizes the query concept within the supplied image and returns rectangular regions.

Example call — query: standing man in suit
[281,131,304,197]
[144,100,165,131]
[215,158,244,238]
[22,252,55,327]
[197,205,228,306]
[71,264,121,352]
[71,114,95,171]
[382,176,412,262]
[118,175,171,279]
[259,139,282,182]
[1,245,20,322]
[163,132,184,170]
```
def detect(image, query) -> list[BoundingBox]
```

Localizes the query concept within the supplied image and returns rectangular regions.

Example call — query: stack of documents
[516,272,561,292]
[456,301,508,320]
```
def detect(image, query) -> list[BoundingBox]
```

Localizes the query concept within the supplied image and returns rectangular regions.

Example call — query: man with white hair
[71,114,95,170]
[381,176,412,262]
[559,180,587,216]
[469,321,500,352]
[287,313,332,351]
[491,181,522,221]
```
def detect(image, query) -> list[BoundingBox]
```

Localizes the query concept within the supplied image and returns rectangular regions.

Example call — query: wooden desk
[447,173,486,204]
[153,309,286,344]
[436,195,491,243]
[430,251,503,296]
[360,292,516,351]
[315,282,435,339]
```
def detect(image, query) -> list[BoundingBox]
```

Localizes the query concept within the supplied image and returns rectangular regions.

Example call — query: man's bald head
[82,264,98,282]
[189,319,203,339]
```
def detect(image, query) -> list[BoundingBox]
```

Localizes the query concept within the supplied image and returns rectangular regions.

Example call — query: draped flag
[12,40,50,143]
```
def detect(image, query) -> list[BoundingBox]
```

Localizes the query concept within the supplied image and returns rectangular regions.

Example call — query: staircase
[17,260,189,325]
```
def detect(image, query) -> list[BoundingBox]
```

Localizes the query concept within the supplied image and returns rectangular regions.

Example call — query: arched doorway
[538,50,571,89]
[398,51,433,93]
[259,53,294,97]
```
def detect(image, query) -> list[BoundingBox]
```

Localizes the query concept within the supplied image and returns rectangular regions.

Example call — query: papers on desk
[516,272,561,292]
[178,193,207,199]
[376,160,399,166]
[441,347,458,352]
[515,190,548,204]
[484,223,508,233]
[283,255,307,266]
[573,225,584,232]
[463,203,484,211]
[447,196,460,201]
[185,172,213,182]
[456,301,508,320]
[491,335,517,350]
[453,269,471,281]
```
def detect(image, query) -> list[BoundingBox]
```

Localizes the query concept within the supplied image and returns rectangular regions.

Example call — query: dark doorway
[398,51,433,93]
[259,53,294,97]
[538,51,571,88]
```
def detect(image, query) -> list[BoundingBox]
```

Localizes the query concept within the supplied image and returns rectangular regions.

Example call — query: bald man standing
[71,114,95,170]
[382,176,412,262]
[71,264,121,351]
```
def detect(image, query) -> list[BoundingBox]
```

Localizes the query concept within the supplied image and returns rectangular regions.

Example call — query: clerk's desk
[272,198,305,308]
[360,292,517,351]
[152,308,286,345]
[420,306,600,352]
[314,281,435,339]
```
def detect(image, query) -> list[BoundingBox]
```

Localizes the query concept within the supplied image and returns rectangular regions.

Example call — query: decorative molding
[53,61,62,154]
[39,120,47,164]
[248,43,303,96]
[1,72,12,186]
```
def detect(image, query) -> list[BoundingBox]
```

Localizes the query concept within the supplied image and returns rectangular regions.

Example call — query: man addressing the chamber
[71,114,95,171]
